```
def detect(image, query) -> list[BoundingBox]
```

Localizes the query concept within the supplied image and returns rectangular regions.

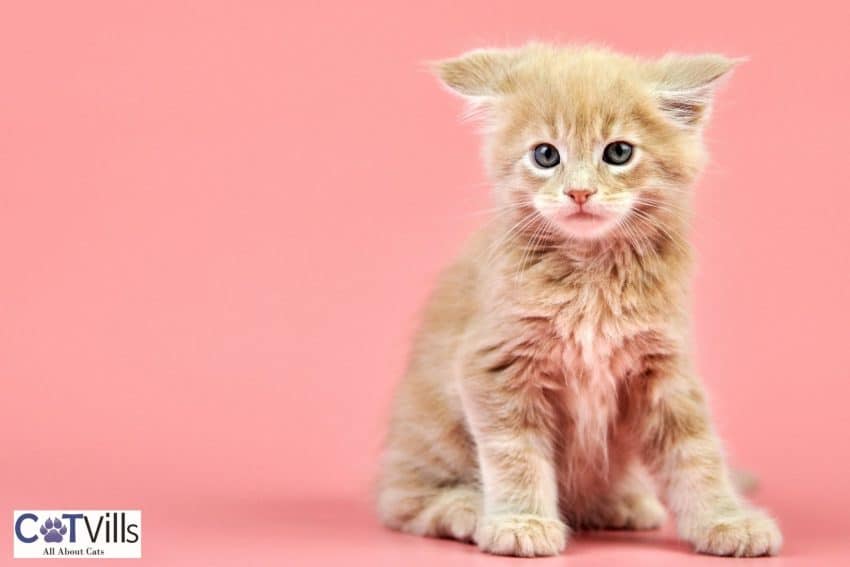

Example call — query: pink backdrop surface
[1,1,849,565]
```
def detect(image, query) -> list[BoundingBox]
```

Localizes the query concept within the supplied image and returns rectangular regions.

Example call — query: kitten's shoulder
[416,225,492,338]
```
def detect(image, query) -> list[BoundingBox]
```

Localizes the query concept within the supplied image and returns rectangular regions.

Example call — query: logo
[13,510,142,559]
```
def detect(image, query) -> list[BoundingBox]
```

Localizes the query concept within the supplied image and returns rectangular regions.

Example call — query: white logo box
[13,510,142,559]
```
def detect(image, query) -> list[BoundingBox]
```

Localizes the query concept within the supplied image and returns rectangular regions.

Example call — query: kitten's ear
[431,48,518,98]
[652,54,741,128]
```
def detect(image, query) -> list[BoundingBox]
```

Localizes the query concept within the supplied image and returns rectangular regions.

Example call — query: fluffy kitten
[377,44,781,558]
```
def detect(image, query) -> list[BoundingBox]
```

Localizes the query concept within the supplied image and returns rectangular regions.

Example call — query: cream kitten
[377,44,781,558]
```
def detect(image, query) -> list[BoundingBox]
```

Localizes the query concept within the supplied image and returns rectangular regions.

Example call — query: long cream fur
[377,44,781,558]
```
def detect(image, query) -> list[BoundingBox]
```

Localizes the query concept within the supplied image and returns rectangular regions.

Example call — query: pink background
[1,1,849,565]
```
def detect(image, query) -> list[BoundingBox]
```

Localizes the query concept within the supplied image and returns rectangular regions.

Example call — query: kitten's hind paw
[588,492,667,530]
[428,488,479,541]
[475,513,567,557]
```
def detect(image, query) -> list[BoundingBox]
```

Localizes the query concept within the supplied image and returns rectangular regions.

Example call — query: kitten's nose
[566,188,595,205]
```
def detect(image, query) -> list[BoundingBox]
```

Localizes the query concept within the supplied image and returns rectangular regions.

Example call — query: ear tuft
[653,54,741,128]
[430,48,517,98]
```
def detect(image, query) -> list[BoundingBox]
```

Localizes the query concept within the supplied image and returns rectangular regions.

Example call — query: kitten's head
[435,44,737,241]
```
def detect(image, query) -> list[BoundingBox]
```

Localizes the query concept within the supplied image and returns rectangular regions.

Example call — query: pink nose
[566,188,595,205]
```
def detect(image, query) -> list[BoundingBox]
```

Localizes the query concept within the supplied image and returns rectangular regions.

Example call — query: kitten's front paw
[686,508,782,557]
[475,513,567,557]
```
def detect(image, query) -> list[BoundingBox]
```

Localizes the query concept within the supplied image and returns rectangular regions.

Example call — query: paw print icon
[40,518,67,543]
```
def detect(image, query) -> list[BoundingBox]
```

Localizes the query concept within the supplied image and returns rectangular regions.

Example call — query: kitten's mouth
[549,206,620,239]
[561,210,605,222]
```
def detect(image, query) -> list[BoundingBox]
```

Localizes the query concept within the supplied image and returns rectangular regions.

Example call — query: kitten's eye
[532,143,560,168]
[602,141,633,165]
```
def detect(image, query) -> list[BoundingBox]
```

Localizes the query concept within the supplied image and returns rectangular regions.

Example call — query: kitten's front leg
[459,344,567,557]
[642,367,782,557]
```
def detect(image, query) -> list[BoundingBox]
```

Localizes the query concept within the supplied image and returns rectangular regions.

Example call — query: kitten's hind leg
[582,463,667,530]
[377,480,481,542]
[586,490,667,530]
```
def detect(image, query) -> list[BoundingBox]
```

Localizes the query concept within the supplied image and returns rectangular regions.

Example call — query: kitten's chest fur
[548,286,648,446]
[505,248,681,488]
[517,250,674,391]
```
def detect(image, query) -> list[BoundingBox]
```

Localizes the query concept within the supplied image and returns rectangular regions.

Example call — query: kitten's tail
[731,468,759,495]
